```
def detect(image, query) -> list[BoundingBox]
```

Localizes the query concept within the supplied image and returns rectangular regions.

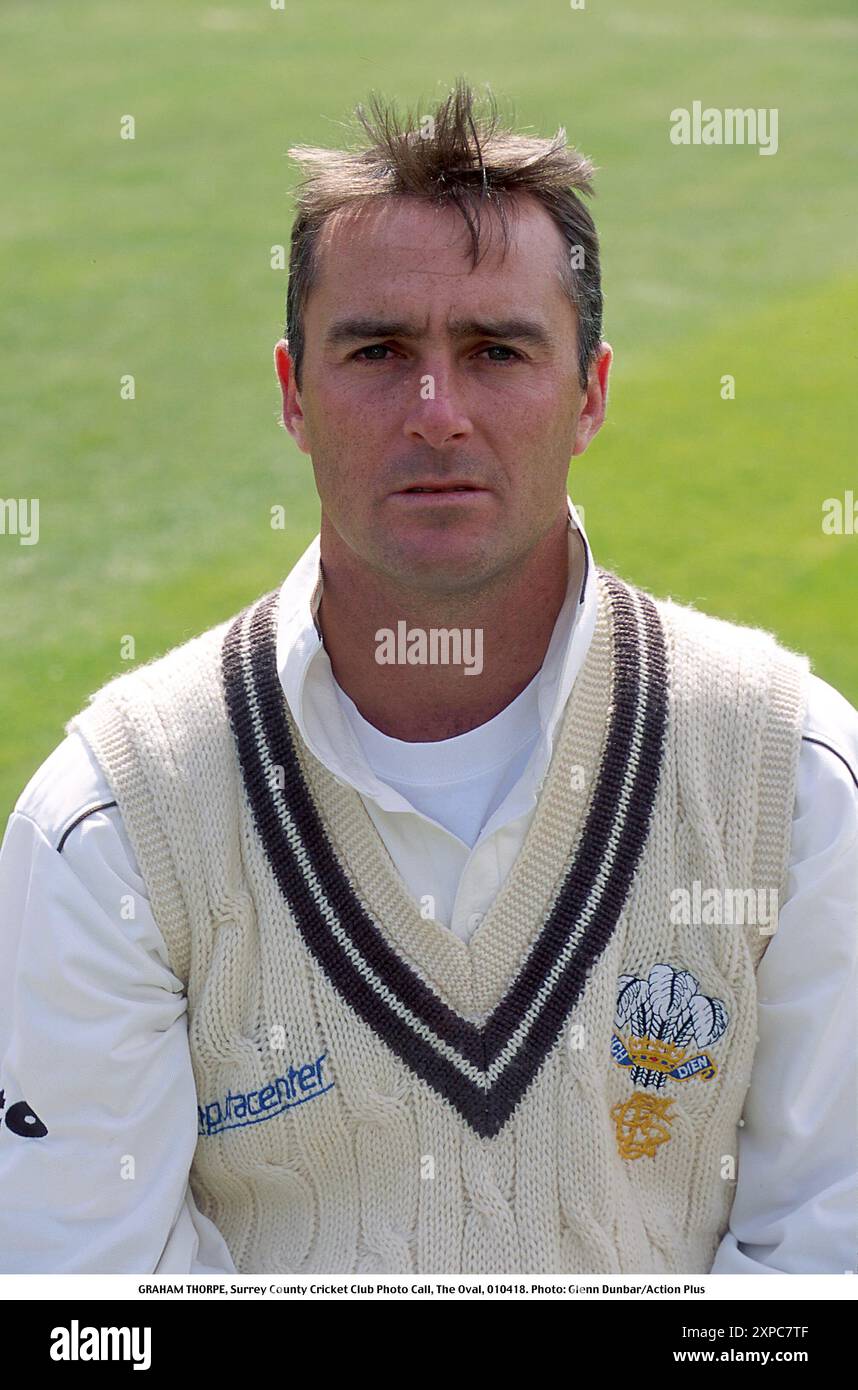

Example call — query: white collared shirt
[0,501,856,1275]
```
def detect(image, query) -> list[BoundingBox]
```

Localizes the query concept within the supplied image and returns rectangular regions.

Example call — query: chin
[382,538,500,590]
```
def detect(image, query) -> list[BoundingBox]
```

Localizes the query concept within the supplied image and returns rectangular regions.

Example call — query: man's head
[275,78,611,596]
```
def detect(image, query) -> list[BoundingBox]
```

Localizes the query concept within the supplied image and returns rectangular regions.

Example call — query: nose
[401,367,474,449]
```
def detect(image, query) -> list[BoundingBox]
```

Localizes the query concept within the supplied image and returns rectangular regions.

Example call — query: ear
[572,342,612,457]
[274,338,310,454]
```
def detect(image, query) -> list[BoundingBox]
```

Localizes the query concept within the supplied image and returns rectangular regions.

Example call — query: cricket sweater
[64,566,810,1275]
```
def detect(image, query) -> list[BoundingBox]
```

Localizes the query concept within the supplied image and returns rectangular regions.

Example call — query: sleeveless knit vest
[65,567,809,1275]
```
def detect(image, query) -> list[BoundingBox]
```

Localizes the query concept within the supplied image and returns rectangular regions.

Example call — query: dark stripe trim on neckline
[221,567,669,1138]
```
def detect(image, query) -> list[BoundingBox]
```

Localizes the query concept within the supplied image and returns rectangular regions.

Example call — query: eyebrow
[325,316,554,351]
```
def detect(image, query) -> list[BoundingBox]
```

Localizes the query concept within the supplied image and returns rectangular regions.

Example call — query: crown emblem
[621,1035,687,1073]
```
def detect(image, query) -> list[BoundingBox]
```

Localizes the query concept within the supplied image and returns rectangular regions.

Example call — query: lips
[398,483,483,493]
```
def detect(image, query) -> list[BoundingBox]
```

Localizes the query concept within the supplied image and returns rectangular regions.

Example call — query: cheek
[495,383,579,454]
[311,379,388,449]
[496,374,576,424]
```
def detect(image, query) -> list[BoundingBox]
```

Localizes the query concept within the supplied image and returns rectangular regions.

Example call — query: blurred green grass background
[1,0,856,815]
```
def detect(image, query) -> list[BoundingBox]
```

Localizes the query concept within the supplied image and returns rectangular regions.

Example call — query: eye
[480,344,523,363]
[351,343,396,361]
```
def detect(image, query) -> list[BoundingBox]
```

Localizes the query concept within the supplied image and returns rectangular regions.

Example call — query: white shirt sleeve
[0,732,236,1274]
[710,674,858,1274]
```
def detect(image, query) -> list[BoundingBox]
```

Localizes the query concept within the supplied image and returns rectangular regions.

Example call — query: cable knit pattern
[64,566,809,1274]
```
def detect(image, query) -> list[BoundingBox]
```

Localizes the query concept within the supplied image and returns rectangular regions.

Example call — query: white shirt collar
[276,496,598,828]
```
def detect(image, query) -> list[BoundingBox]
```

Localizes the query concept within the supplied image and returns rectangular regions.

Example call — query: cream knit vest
[65,567,809,1275]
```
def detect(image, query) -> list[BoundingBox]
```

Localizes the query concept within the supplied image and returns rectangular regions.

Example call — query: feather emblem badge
[609,963,729,1160]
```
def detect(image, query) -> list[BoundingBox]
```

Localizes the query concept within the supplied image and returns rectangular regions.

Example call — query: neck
[316,513,576,741]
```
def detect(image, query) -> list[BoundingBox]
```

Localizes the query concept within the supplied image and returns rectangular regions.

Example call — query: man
[1,79,856,1276]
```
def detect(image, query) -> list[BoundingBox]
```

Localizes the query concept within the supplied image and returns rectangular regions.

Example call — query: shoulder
[609,574,809,817]
[61,597,272,764]
[12,729,120,853]
[639,577,808,667]
[73,609,242,713]
[10,601,266,854]
[4,732,150,921]
[794,674,858,856]
[801,673,858,793]
[605,571,811,706]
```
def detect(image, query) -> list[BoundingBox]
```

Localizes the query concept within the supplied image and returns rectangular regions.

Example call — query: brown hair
[285,77,603,391]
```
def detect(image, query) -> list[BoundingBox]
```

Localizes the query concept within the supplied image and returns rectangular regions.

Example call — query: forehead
[310,193,569,314]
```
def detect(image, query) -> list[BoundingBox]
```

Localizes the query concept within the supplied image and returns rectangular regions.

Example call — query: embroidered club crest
[610,963,729,1160]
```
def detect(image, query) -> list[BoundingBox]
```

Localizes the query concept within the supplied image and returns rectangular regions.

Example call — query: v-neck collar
[277,503,593,832]
[222,566,669,1139]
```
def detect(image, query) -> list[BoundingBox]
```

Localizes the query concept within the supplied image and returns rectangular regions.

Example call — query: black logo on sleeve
[0,1087,49,1138]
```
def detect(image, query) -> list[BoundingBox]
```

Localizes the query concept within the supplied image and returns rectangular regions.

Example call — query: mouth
[396,483,486,494]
